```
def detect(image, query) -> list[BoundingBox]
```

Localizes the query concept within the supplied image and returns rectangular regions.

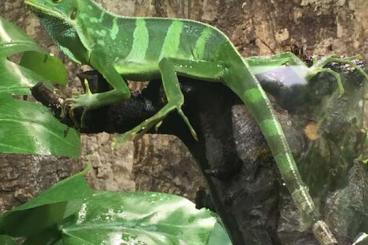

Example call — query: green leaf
[0,235,17,245]
[0,168,93,237]
[0,94,80,157]
[0,17,78,157]
[14,167,92,211]
[60,192,232,245]
[20,51,68,86]
[0,48,44,96]
[0,16,67,95]
[0,168,231,244]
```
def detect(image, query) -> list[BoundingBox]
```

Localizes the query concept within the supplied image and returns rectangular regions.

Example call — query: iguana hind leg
[116,58,225,144]
[117,58,198,144]
[306,67,345,95]
[245,51,307,68]
[307,55,368,95]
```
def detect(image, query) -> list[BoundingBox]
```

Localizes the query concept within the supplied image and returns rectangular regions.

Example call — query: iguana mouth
[33,10,52,19]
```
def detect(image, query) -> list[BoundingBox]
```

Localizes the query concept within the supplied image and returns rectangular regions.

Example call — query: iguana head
[25,0,80,24]
[25,0,92,64]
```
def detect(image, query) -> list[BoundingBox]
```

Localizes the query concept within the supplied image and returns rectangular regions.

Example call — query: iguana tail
[220,46,337,244]
[223,55,317,217]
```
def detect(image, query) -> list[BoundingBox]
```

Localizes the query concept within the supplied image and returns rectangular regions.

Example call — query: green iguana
[25,0,352,243]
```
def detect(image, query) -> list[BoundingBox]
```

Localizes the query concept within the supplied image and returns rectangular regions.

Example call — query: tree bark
[1,0,368,244]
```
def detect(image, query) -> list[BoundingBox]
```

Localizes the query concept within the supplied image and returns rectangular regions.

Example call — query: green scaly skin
[25,0,341,243]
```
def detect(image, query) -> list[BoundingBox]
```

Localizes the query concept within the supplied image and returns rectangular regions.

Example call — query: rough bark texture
[0,154,82,212]
[1,0,368,244]
[133,134,205,201]
[81,134,136,192]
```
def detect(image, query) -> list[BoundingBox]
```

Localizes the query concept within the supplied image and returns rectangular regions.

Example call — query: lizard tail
[221,50,337,244]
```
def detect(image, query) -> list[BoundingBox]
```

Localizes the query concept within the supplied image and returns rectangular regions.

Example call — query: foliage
[0,16,233,245]
[0,169,232,245]
[1,12,368,245]
[0,94,80,156]
[0,17,67,95]
[0,235,17,245]
[0,16,80,157]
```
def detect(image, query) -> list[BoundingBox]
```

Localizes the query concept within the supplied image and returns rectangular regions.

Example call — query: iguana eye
[70,8,78,20]
[52,0,62,3]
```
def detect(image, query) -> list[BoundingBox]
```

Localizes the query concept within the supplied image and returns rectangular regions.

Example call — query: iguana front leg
[65,50,131,110]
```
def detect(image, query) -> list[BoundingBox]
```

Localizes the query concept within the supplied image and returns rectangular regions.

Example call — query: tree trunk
[1,0,367,244]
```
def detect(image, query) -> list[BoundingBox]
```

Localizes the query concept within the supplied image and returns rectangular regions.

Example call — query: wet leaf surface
[0,170,231,245]
[0,17,67,95]
[0,94,80,157]
[0,17,78,157]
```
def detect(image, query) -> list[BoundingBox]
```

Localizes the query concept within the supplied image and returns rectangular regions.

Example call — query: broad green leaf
[20,51,68,85]
[0,16,67,95]
[60,192,232,245]
[13,167,92,211]
[0,169,231,244]
[0,235,17,245]
[0,168,93,237]
[0,203,68,237]
[0,94,80,156]
[0,46,44,95]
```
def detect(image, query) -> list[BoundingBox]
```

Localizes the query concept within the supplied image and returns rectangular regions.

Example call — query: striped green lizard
[25,0,343,243]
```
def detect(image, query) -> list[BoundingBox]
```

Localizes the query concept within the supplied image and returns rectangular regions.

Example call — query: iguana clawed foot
[64,78,95,109]
[64,93,101,110]
[62,79,95,129]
